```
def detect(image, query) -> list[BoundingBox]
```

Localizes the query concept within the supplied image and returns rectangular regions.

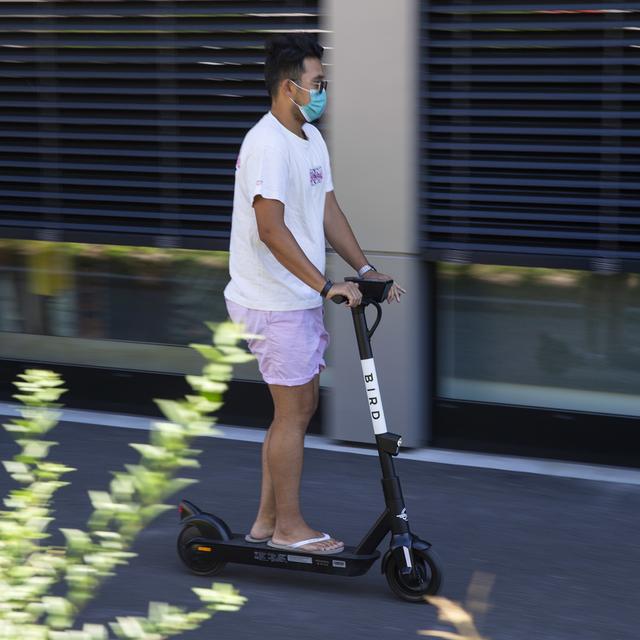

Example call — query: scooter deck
[188,532,381,577]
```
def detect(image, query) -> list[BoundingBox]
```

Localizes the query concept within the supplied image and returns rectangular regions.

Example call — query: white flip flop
[267,532,344,555]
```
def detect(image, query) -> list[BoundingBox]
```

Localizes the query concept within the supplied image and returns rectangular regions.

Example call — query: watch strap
[320,279,333,298]
[358,264,376,277]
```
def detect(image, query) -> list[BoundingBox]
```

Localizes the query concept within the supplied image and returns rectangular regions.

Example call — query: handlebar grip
[331,294,347,304]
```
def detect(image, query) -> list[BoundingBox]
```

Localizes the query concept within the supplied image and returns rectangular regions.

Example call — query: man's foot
[248,519,275,541]
[270,526,344,553]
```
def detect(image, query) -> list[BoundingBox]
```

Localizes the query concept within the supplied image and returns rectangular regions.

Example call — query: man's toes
[325,539,343,550]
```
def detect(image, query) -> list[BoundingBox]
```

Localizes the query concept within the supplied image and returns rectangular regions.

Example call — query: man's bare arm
[254,195,326,292]
[323,190,368,271]
[322,190,406,304]
[254,195,362,305]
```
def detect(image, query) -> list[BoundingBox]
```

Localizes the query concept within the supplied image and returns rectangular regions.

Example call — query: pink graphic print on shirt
[309,166,324,186]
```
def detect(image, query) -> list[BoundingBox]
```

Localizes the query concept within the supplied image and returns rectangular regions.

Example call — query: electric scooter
[176,277,443,602]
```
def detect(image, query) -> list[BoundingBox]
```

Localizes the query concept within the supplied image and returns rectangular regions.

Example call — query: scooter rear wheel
[384,548,443,603]
[177,524,226,576]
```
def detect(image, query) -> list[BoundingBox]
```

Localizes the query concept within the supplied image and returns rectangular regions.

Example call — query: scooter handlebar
[327,277,394,306]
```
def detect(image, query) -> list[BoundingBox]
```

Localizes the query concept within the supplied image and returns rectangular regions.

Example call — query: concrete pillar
[321,0,430,446]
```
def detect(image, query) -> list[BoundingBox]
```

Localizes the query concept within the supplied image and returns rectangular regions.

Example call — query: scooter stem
[351,304,388,436]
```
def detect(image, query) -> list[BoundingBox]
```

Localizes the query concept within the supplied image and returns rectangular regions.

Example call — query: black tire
[177,524,227,576]
[384,548,443,603]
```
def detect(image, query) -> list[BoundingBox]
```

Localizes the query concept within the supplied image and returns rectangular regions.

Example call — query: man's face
[284,57,326,116]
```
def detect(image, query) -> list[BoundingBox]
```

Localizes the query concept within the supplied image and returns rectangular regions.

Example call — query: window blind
[420,2,640,272]
[0,1,321,249]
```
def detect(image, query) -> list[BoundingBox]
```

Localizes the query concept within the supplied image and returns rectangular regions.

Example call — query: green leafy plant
[0,320,258,639]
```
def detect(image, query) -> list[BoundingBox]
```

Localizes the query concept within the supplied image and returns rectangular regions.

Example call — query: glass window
[437,263,640,417]
[0,239,257,379]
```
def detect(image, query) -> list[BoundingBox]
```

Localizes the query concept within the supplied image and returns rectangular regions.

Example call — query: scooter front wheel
[384,548,443,603]
[177,524,226,576]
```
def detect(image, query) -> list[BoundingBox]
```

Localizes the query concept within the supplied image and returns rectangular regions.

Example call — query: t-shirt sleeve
[243,144,289,205]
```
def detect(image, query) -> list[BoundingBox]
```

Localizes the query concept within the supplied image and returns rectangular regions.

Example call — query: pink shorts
[224,297,330,387]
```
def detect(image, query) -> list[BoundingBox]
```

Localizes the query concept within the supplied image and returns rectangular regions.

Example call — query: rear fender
[181,513,232,542]
[178,499,201,520]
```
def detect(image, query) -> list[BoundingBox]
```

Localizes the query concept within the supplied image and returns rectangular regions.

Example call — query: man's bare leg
[249,375,319,539]
[248,374,342,552]
[248,426,275,538]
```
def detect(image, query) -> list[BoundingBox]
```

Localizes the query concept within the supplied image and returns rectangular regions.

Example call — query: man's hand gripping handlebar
[327,280,362,307]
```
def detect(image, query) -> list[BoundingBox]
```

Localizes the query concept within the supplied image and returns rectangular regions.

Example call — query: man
[223,34,405,555]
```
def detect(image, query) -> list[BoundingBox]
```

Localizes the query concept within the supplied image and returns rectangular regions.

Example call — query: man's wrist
[357,263,376,277]
[320,279,333,298]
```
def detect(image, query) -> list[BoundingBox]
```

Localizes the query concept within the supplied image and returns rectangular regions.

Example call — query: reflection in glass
[0,240,232,374]
[438,263,640,417]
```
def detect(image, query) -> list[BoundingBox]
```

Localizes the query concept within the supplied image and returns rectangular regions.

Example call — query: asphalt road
[1,421,639,640]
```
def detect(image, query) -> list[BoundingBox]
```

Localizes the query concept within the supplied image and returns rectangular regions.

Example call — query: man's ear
[280,77,293,99]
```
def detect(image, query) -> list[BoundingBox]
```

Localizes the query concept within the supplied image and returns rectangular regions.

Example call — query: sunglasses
[290,79,328,94]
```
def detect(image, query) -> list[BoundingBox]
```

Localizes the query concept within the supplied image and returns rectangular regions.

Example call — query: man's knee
[271,381,318,424]
[292,388,317,423]
[305,378,321,416]
[304,393,319,420]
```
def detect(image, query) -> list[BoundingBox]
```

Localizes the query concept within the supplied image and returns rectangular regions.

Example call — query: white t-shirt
[223,111,334,311]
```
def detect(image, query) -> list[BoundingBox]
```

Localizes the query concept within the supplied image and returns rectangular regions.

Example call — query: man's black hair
[264,33,324,99]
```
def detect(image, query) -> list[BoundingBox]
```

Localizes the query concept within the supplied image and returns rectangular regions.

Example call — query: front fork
[377,433,417,576]
[383,471,416,576]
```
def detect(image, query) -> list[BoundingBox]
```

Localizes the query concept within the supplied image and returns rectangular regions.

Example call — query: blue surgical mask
[288,80,327,122]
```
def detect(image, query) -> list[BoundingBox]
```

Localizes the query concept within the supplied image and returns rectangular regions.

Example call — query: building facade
[1,1,638,466]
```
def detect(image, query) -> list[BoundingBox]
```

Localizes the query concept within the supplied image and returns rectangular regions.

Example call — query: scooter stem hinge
[376,432,402,456]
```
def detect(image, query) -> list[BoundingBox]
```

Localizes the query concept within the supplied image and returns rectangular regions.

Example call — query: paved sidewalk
[1,419,638,639]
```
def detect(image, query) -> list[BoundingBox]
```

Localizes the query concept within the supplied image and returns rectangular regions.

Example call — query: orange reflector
[196,546,212,552]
